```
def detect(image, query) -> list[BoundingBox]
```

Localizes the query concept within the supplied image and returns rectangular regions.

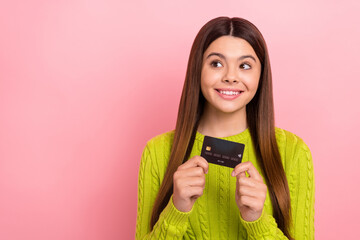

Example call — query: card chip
[206,146,211,151]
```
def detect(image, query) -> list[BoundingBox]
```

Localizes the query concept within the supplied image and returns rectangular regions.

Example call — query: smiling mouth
[215,89,243,96]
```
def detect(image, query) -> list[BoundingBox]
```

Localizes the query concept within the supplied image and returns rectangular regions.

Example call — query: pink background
[1,0,359,239]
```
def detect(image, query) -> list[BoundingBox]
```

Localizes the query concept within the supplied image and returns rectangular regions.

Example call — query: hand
[232,161,267,222]
[172,156,209,212]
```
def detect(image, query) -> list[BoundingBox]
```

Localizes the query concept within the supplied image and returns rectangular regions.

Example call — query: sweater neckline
[195,128,251,142]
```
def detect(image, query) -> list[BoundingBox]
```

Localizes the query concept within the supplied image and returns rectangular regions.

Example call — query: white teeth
[219,90,241,96]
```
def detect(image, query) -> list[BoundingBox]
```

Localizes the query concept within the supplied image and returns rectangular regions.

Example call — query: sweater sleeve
[135,144,192,239]
[238,139,315,240]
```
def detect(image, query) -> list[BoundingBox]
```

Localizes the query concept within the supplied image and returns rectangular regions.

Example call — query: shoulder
[138,131,175,185]
[274,127,312,171]
[145,130,175,152]
[141,130,175,168]
[275,127,311,154]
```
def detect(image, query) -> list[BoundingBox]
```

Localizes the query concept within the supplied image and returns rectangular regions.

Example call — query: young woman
[135,16,315,239]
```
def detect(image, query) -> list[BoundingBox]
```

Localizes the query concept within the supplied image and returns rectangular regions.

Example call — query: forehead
[204,36,258,60]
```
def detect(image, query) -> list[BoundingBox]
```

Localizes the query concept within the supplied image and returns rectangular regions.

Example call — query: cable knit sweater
[135,128,315,239]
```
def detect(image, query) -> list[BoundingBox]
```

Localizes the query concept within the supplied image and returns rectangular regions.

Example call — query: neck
[197,103,248,138]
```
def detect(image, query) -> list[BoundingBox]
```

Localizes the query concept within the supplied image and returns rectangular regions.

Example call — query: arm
[287,142,315,239]
[135,144,191,240]
[236,142,315,239]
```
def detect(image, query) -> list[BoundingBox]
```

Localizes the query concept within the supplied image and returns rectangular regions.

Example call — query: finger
[236,177,267,191]
[176,167,206,178]
[232,162,263,182]
[178,156,209,174]
[237,172,246,179]
[237,185,261,198]
[179,176,206,188]
[235,172,246,186]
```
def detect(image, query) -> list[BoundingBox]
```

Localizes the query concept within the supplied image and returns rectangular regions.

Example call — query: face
[201,36,261,115]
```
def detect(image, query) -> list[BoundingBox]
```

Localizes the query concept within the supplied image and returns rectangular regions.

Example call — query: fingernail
[231,171,235,177]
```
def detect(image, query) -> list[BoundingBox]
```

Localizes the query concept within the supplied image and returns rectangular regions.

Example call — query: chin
[215,107,244,114]
[205,100,246,115]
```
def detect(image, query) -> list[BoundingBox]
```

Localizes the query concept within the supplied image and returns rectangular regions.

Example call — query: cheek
[251,78,260,91]
[243,71,261,91]
[201,69,222,87]
[200,76,210,100]
[200,69,212,91]
[200,72,217,101]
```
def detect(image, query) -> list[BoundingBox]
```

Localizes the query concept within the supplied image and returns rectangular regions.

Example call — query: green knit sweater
[136,128,315,239]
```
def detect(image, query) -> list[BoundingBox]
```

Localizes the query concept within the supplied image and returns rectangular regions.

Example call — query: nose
[222,65,238,83]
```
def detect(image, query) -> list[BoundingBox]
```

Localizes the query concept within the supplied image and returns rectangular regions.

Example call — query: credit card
[200,136,245,168]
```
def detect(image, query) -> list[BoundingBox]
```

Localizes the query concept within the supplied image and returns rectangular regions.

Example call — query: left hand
[231,161,267,222]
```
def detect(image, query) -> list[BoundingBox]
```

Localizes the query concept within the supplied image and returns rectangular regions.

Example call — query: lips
[214,88,243,100]
[215,88,243,96]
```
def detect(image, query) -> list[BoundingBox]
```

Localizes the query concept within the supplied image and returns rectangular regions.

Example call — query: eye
[210,60,223,68]
[240,63,251,70]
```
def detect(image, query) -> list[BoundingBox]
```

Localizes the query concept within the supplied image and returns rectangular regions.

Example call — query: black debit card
[200,136,245,168]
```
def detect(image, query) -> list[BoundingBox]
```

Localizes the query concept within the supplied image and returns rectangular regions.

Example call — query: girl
[135,16,315,239]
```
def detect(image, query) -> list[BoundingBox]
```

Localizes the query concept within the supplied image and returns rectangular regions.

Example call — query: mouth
[214,88,244,100]
[215,89,244,96]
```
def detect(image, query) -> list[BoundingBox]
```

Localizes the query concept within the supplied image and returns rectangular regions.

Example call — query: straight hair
[150,17,293,240]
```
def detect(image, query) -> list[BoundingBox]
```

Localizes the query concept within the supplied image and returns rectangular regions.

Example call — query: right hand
[172,156,209,212]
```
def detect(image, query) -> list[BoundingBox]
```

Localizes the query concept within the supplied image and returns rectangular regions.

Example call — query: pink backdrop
[1,0,359,239]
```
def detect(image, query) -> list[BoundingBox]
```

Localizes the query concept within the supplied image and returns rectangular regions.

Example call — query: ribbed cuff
[160,195,192,226]
[239,208,274,236]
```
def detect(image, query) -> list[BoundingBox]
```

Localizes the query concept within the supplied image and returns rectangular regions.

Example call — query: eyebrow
[206,52,257,62]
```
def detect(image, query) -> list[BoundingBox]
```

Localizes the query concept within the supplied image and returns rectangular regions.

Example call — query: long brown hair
[150,17,293,239]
